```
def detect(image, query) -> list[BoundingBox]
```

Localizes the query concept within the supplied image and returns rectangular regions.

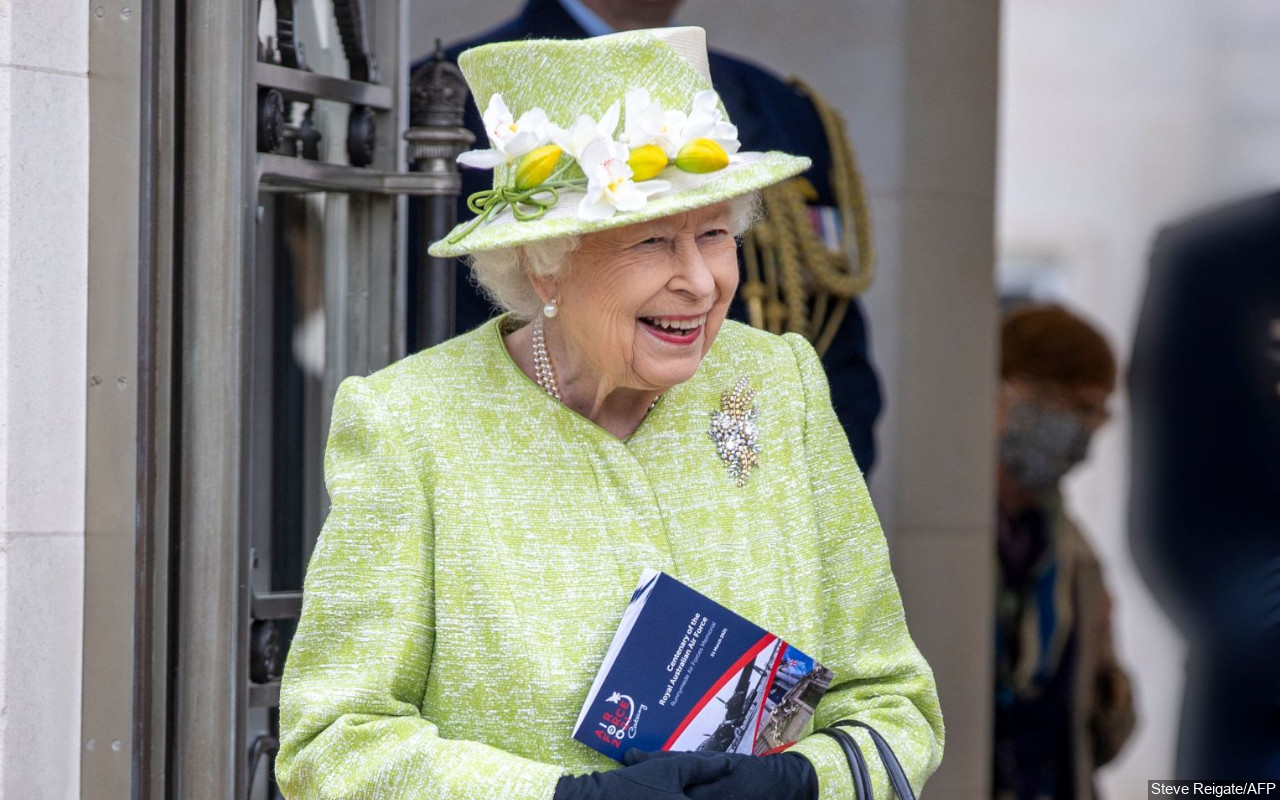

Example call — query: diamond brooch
[710,377,761,487]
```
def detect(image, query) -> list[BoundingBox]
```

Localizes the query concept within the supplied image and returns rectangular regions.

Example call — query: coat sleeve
[781,334,946,800]
[276,376,564,800]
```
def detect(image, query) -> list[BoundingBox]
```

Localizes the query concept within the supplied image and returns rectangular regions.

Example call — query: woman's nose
[669,241,717,298]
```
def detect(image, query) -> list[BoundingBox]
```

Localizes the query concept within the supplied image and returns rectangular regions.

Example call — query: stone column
[0,1,91,798]
[888,6,1001,795]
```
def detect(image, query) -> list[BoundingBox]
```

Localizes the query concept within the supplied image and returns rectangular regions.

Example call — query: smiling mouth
[639,314,708,344]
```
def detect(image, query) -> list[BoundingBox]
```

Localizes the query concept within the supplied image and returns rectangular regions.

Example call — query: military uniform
[1129,192,1280,779]
[410,0,883,473]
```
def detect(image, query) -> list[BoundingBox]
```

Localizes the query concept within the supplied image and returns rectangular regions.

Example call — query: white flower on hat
[549,101,622,160]
[621,88,689,157]
[682,90,740,156]
[576,137,671,221]
[621,88,740,159]
[457,93,551,169]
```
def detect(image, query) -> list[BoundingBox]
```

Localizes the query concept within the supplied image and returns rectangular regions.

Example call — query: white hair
[466,192,762,322]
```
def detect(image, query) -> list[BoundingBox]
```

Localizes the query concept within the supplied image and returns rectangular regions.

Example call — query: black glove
[553,750,735,800]
[623,748,819,800]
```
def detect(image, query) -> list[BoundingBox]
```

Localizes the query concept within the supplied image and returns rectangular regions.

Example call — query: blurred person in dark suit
[994,305,1136,800]
[1130,195,1280,780]
[411,0,884,473]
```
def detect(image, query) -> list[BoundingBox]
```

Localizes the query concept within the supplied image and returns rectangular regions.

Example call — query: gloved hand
[623,748,819,800]
[553,750,734,800]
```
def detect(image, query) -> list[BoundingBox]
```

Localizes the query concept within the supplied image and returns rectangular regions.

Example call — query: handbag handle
[813,727,874,799]
[832,720,916,800]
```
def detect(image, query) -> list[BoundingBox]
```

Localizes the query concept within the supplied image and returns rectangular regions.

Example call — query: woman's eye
[635,237,666,248]
[699,229,731,241]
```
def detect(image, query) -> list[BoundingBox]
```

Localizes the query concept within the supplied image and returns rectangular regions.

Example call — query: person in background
[412,0,884,473]
[1129,195,1280,779]
[993,305,1135,800]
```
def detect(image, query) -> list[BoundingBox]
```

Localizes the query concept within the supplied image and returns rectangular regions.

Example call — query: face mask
[999,400,1093,491]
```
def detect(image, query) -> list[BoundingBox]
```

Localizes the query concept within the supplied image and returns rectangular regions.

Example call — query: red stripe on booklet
[662,633,777,750]
[751,643,788,745]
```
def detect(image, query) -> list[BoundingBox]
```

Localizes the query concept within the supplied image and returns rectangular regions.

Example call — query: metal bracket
[256,62,393,110]
[257,153,460,195]
[250,591,302,621]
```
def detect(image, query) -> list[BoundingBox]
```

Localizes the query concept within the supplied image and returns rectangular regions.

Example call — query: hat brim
[428,151,811,258]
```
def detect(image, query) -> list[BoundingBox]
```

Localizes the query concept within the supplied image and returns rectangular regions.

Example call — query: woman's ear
[528,273,557,305]
[523,252,558,305]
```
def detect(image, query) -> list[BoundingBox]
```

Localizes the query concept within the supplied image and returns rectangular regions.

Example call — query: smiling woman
[277,25,944,800]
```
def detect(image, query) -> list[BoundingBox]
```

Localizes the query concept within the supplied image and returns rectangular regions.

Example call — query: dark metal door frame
[83,0,470,797]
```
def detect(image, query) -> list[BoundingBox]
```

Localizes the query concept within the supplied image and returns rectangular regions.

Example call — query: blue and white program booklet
[572,568,835,761]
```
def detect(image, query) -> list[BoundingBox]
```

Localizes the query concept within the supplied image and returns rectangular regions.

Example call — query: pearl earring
[543,298,559,318]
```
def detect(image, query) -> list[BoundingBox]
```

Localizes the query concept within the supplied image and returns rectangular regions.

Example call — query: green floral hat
[429,27,812,258]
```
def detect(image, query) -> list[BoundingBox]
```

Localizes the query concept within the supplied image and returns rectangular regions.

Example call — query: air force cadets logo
[595,692,647,749]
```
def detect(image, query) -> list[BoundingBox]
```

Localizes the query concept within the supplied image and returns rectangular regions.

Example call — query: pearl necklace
[531,316,561,401]
[531,317,660,412]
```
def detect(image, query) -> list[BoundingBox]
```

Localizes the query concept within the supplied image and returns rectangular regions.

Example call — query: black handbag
[811,720,917,800]
[813,727,873,799]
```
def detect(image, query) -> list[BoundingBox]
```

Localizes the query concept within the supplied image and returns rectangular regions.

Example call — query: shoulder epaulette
[740,78,875,357]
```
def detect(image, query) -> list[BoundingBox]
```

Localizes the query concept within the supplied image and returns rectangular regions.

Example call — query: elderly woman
[276,27,943,800]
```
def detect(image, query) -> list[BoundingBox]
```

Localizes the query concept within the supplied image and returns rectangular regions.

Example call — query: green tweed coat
[277,318,944,800]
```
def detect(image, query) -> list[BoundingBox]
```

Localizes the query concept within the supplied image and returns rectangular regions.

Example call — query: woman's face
[541,202,739,394]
